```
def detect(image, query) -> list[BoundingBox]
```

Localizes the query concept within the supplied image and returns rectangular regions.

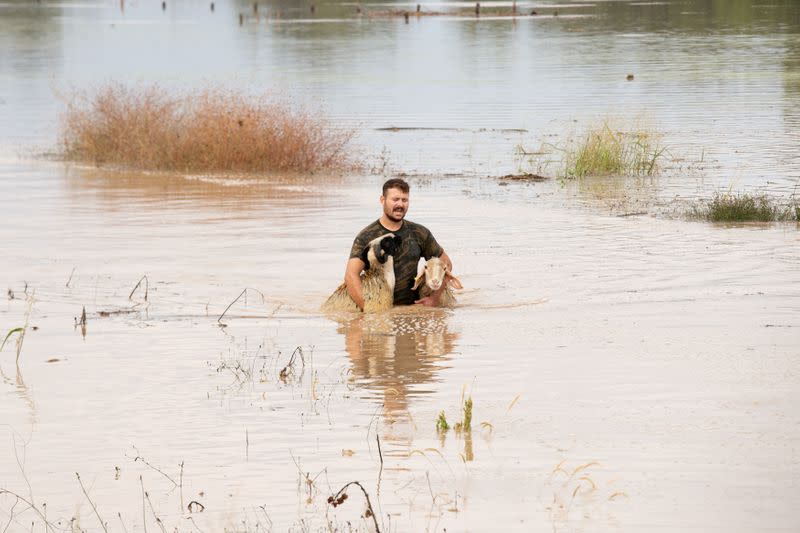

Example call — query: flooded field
[1,1,800,532]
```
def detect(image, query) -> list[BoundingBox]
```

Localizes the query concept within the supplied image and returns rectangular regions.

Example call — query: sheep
[321,233,402,313]
[412,256,463,308]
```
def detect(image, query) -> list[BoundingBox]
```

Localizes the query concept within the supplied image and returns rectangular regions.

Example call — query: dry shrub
[60,84,355,173]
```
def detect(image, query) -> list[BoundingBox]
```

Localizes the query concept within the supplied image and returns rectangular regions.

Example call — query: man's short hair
[382,178,410,196]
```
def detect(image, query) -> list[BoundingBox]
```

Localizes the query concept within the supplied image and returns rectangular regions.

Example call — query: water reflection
[335,308,458,446]
[0,364,37,426]
[64,166,340,212]
[339,308,457,413]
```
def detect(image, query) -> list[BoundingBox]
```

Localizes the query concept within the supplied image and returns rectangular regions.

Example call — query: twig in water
[66,267,76,288]
[117,512,129,533]
[3,494,19,533]
[187,501,205,513]
[178,461,184,514]
[144,490,167,533]
[328,481,381,533]
[185,516,205,533]
[131,448,178,488]
[0,489,56,533]
[376,434,383,468]
[140,476,147,533]
[75,473,109,533]
[278,346,305,381]
[129,275,149,301]
[217,287,266,323]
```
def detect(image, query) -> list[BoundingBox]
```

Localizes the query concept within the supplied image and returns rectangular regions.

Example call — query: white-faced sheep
[321,233,402,313]
[412,256,463,308]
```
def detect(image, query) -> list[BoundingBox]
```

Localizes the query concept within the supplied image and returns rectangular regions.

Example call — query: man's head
[380,178,410,223]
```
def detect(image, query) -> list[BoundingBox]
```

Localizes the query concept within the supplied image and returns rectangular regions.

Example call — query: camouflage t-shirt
[349,220,444,305]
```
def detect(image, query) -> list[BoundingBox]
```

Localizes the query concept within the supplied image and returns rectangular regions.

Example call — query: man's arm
[415,250,453,307]
[344,257,366,311]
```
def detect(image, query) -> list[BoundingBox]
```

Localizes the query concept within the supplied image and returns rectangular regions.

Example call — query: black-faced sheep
[412,256,463,308]
[321,233,402,313]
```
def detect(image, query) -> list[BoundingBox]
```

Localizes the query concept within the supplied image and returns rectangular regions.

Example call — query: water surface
[1,1,799,532]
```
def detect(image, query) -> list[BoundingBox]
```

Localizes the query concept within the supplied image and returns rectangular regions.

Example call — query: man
[345,178,453,310]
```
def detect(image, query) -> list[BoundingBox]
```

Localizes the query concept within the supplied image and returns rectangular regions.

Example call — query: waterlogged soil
[1,161,799,532]
[2,0,800,531]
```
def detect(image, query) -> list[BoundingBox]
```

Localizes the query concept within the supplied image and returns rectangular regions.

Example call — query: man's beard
[386,208,405,222]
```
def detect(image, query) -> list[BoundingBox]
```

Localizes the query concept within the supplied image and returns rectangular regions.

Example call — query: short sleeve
[420,226,443,260]
[349,222,381,262]
[349,234,368,260]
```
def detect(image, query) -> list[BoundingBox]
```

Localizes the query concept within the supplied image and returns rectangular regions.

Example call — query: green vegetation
[697,192,799,222]
[60,84,355,174]
[435,411,449,432]
[436,395,474,434]
[562,120,665,179]
[1,328,23,354]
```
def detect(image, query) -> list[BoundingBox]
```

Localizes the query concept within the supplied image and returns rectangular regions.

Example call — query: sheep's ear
[412,271,426,290]
[445,271,463,290]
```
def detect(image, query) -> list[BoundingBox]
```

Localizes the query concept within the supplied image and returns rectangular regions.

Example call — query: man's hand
[414,295,438,306]
[414,285,445,307]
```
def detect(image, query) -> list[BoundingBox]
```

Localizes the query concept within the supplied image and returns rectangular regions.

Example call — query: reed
[60,84,355,174]
[563,120,665,179]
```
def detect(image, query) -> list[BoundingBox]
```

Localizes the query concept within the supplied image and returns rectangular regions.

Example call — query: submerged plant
[436,411,449,432]
[453,396,473,433]
[2,292,34,364]
[562,120,665,179]
[1,328,24,362]
[697,192,797,222]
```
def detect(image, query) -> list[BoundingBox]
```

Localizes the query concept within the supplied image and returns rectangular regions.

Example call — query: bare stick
[144,490,167,533]
[186,516,205,533]
[217,287,266,322]
[140,476,147,533]
[131,449,178,488]
[75,473,108,533]
[328,481,381,533]
[376,434,383,467]
[179,461,184,515]
[0,489,55,533]
[278,346,305,380]
[65,267,76,288]
[3,495,19,533]
[118,512,130,533]
[129,275,149,301]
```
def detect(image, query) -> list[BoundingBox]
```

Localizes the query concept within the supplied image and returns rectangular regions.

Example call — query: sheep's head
[362,233,402,267]
[413,257,463,291]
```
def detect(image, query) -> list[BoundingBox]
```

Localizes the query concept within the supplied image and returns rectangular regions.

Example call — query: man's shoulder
[401,219,433,238]
[354,220,384,241]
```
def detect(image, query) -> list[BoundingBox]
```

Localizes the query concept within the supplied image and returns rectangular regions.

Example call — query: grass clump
[563,120,665,179]
[60,84,355,173]
[435,396,473,434]
[699,192,798,222]
[435,411,449,433]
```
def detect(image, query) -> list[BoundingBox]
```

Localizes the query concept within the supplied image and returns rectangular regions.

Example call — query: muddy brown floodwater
[1,161,798,532]
[2,0,800,531]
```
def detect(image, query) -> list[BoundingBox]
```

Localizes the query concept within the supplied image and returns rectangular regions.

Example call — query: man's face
[381,188,409,223]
